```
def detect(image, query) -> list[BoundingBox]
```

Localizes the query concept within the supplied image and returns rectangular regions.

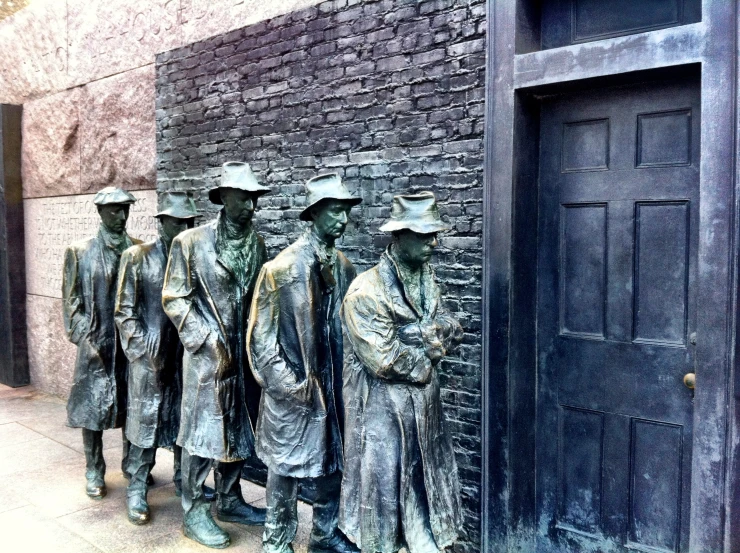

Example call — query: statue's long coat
[62,229,140,430]
[162,215,266,462]
[339,251,463,553]
[247,234,356,478]
[115,237,182,449]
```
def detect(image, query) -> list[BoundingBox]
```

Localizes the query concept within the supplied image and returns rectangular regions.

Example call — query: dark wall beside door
[154,1,486,550]
[0,104,29,388]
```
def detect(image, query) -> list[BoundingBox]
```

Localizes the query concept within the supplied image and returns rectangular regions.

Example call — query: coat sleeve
[114,248,147,362]
[62,246,88,345]
[162,235,210,354]
[247,266,307,401]
[342,285,432,384]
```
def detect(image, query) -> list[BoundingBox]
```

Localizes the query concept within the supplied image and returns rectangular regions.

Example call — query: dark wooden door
[536,78,699,553]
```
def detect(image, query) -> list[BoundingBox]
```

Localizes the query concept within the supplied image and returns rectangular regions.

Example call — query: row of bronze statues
[62,161,463,553]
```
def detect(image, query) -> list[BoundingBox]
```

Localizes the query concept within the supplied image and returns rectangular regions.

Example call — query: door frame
[481,1,740,552]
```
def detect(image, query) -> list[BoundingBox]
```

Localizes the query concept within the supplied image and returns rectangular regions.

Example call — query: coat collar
[156,235,170,260]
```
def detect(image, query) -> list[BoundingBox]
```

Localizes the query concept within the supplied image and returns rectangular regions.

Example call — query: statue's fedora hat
[93,186,137,206]
[299,173,362,221]
[156,191,199,219]
[208,161,270,205]
[379,191,450,234]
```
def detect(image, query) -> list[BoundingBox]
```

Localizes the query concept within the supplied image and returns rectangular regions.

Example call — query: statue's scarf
[215,212,256,288]
[307,228,337,291]
[389,244,426,316]
[98,223,132,274]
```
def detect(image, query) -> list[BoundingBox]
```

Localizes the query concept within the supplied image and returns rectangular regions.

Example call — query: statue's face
[310,199,353,240]
[159,215,192,242]
[97,204,130,233]
[220,188,257,226]
[395,230,439,268]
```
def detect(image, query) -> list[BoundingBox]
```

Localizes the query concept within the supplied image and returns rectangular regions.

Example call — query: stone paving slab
[0,505,104,553]
[0,385,315,552]
[0,436,82,477]
[0,421,46,447]
[0,482,30,515]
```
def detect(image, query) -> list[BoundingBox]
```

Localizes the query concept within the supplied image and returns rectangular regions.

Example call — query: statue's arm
[62,246,88,344]
[162,236,210,354]
[247,267,307,401]
[114,249,146,361]
[342,288,432,384]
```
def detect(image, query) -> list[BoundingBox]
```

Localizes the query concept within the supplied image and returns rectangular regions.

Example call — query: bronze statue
[339,192,463,553]
[115,191,207,525]
[162,162,268,548]
[248,173,362,553]
[62,186,141,500]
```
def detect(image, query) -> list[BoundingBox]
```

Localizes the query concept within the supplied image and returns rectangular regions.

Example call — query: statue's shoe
[307,530,360,553]
[127,494,150,525]
[216,496,267,525]
[86,477,106,500]
[175,483,216,501]
[183,506,230,549]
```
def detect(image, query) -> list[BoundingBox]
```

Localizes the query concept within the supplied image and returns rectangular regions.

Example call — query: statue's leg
[311,471,341,542]
[263,469,298,553]
[215,460,267,525]
[121,428,131,477]
[121,426,153,485]
[175,445,215,501]
[173,444,182,495]
[181,450,230,549]
[309,471,359,553]
[126,445,155,525]
[81,428,106,499]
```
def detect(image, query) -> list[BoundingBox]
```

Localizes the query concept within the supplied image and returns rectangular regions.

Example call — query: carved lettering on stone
[24,189,158,298]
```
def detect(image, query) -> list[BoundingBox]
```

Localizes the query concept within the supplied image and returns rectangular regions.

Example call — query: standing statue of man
[115,191,206,525]
[248,173,361,553]
[162,162,269,549]
[62,187,140,500]
[339,192,464,553]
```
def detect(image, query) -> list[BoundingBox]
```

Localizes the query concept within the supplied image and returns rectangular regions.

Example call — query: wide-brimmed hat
[156,191,199,219]
[299,173,362,221]
[92,187,136,206]
[379,191,450,234]
[208,161,270,205]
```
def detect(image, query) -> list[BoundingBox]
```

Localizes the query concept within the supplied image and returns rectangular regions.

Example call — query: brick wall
[155,0,485,550]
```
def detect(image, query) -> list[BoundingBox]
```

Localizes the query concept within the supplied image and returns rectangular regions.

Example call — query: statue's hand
[398,324,424,347]
[145,332,160,359]
[425,342,445,366]
[208,333,233,379]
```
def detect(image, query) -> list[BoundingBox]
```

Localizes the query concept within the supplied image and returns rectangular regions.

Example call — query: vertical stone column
[0,104,29,387]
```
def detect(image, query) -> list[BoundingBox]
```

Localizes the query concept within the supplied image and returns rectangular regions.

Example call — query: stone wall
[155,1,486,550]
[0,0,327,405]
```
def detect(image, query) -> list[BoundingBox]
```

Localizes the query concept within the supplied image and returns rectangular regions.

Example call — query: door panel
[536,78,699,553]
